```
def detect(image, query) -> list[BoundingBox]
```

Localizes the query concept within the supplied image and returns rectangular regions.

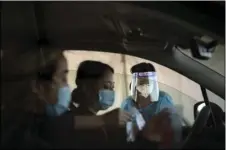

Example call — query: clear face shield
[130,72,159,106]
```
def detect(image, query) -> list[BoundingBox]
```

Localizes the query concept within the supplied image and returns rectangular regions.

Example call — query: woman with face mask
[32,52,130,125]
[35,53,132,148]
[69,61,132,148]
[2,50,68,148]
[71,60,116,114]
[1,50,131,149]
[71,61,131,126]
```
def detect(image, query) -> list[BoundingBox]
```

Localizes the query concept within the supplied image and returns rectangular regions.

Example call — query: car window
[157,81,198,126]
[65,51,209,126]
[68,71,198,126]
[206,89,225,111]
[178,44,225,76]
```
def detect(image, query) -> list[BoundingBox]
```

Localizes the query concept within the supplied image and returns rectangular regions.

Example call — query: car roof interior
[1,2,225,99]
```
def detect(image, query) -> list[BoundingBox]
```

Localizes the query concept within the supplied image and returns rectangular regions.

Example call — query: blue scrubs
[121,91,182,145]
[121,91,175,121]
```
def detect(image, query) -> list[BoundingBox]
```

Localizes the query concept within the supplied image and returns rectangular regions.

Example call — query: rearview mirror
[190,36,218,60]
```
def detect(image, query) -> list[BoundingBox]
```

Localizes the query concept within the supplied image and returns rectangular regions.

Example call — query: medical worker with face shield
[121,63,182,148]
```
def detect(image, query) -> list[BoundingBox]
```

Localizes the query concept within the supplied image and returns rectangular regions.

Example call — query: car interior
[1,1,225,149]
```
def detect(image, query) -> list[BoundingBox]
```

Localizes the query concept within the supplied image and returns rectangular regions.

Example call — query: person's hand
[141,108,172,142]
[101,108,132,127]
[141,108,181,149]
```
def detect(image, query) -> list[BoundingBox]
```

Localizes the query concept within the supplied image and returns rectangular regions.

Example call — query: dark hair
[130,62,156,73]
[75,60,114,86]
[36,52,64,82]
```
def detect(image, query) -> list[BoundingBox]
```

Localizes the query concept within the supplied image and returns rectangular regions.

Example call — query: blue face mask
[99,90,115,110]
[46,86,71,116]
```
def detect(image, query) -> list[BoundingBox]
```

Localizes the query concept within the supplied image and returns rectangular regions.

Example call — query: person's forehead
[137,77,150,85]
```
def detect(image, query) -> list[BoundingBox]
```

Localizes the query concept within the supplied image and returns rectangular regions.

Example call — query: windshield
[66,51,204,126]
[2,50,224,149]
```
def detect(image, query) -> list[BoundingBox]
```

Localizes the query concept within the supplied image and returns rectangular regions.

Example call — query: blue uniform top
[121,91,182,144]
[121,91,175,121]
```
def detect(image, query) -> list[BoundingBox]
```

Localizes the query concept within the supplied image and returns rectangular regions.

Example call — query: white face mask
[136,84,154,98]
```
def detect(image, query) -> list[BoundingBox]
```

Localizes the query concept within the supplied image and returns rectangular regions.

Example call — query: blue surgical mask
[99,90,115,110]
[46,86,71,116]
